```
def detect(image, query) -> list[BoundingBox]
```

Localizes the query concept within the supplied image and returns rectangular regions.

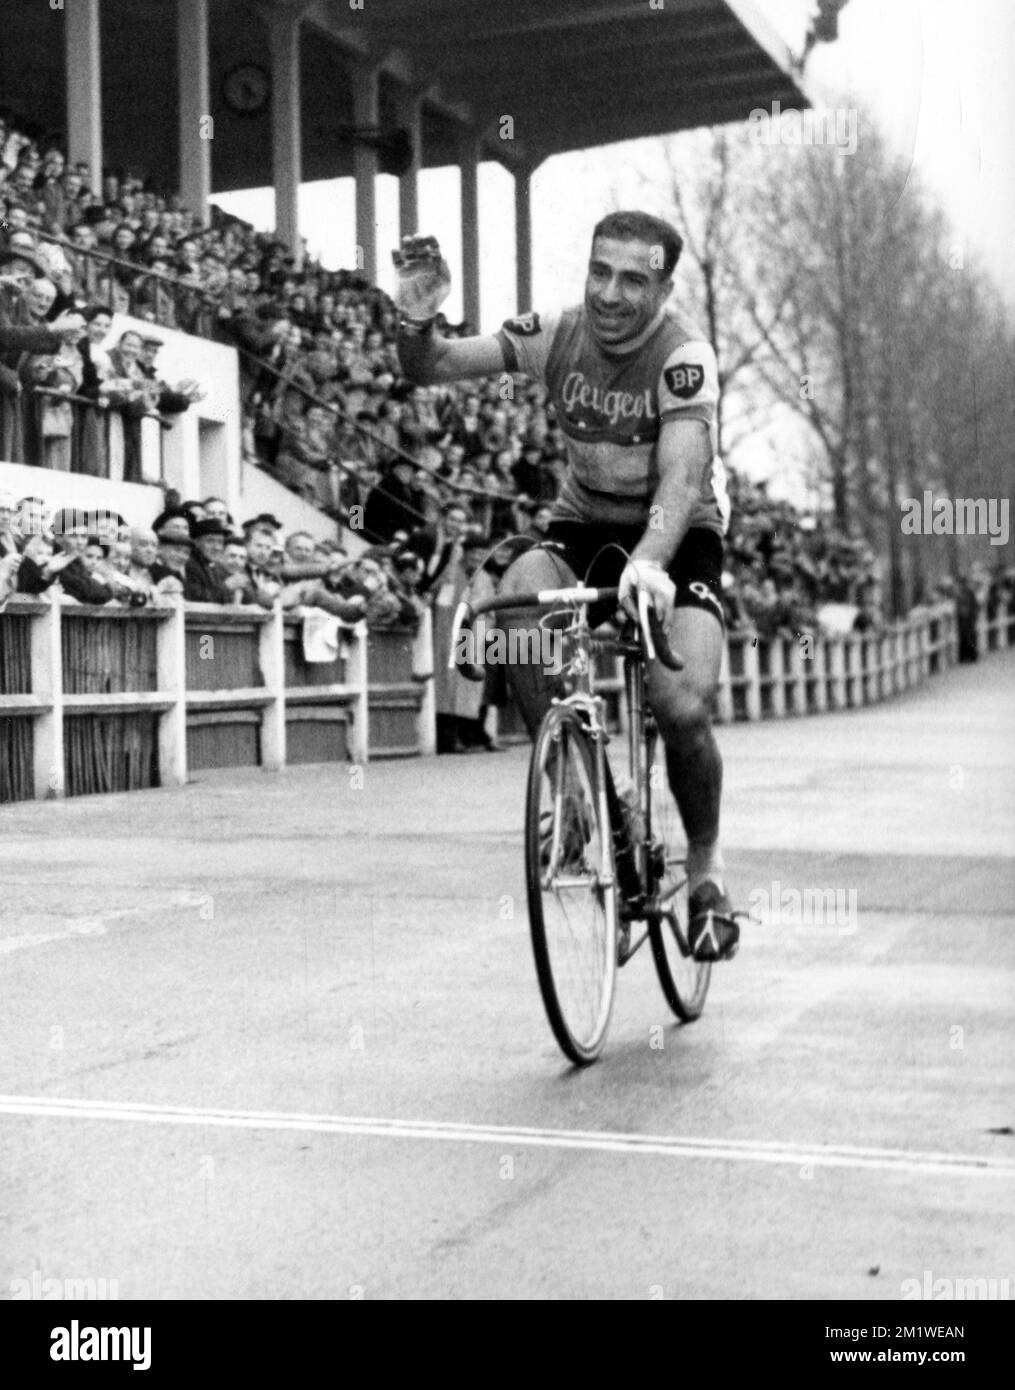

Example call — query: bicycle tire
[646,733,711,1022]
[525,707,618,1064]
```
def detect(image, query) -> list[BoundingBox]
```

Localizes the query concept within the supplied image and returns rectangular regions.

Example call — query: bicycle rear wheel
[525,708,618,1065]
[646,735,711,1022]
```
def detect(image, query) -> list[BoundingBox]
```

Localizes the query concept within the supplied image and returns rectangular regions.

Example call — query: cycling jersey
[496,304,729,536]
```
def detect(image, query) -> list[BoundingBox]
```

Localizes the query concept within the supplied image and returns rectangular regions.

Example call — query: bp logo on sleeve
[664,363,705,399]
[503,312,541,336]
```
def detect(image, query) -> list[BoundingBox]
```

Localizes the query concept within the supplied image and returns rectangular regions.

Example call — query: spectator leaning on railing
[0,110,904,629]
[0,245,83,462]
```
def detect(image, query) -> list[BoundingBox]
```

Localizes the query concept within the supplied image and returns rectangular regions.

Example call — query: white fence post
[106,411,125,482]
[139,415,163,485]
[31,592,64,799]
[827,636,847,710]
[413,607,437,757]
[810,636,827,713]
[769,637,786,718]
[876,633,890,700]
[345,620,369,765]
[743,632,761,721]
[919,617,932,681]
[259,602,287,772]
[156,598,188,787]
[788,634,807,715]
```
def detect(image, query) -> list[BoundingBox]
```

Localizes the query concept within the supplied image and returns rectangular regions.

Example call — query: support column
[515,162,534,311]
[459,132,481,332]
[396,89,424,241]
[270,5,303,258]
[177,0,212,224]
[65,0,103,195]
[351,65,380,284]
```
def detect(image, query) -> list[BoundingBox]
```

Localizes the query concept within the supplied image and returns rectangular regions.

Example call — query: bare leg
[497,545,579,736]
[645,606,726,894]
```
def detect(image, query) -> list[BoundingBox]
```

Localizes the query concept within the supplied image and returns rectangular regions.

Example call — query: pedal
[688,908,742,963]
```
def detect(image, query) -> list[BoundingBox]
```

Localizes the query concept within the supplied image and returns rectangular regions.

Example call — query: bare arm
[393,233,508,385]
[632,419,714,569]
[397,323,506,385]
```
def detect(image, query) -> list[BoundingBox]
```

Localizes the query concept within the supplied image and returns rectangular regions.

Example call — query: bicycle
[450,580,712,1065]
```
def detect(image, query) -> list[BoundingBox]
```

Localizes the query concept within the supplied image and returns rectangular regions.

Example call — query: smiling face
[196,532,224,561]
[131,531,158,566]
[87,311,112,344]
[109,540,132,573]
[117,332,142,365]
[286,534,315,565]
[26,279,56,318]
[584,236,672,348]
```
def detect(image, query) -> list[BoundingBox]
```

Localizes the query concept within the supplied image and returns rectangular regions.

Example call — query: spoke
[536,738,612,1047]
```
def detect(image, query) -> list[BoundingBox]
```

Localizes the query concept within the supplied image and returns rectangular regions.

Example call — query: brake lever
[635,587,684,671]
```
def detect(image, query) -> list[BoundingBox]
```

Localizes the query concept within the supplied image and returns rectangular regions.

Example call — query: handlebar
[448,583,684,682]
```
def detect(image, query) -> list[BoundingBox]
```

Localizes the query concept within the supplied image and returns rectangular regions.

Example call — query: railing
[713,603,962,723]
[25,385,168,483]
[33,228,516,535]
[496,601,1001,740]
[1,595,1009,803]
[36,230,228,339]
[0,594,441,802]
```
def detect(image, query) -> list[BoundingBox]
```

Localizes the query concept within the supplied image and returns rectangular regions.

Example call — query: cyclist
[395,212,738,961]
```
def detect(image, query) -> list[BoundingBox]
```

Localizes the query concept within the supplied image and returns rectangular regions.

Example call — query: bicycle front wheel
[525,708,618,1065]
[646,736,711,1022]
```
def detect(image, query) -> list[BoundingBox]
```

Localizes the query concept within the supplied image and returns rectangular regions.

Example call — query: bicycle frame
[526,595,666,961]
[450,581,706,1061]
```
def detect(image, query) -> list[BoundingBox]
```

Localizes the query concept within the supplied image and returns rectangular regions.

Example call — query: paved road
[1,652,1013,1300]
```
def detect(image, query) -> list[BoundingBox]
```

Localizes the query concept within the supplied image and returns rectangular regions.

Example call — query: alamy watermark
[748,880,858,935]
[901,1270,1011,1300]
[900,491,1010,546]
[10,1267,120,1299]
[748,99,859,155]
[454,623,564,675]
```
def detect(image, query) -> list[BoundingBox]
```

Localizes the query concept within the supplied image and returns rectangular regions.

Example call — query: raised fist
[392,235,451,322]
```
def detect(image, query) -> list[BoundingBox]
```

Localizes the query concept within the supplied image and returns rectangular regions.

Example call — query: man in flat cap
[137,335,205,415]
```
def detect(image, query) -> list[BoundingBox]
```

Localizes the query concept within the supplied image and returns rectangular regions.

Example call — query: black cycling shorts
[539,522,725,627]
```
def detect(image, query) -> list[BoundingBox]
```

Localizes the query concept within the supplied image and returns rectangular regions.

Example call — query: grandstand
[9,0,1004,803]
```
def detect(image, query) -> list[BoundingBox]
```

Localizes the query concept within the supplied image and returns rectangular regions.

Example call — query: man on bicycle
[395,211,738,961]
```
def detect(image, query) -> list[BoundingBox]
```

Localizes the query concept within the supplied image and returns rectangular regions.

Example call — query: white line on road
[1,1094,1012,1179]
[0,893,208,955]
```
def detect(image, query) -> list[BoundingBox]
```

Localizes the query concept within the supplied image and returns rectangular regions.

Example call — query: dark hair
[82,303,112,322]
[591,210,683,279]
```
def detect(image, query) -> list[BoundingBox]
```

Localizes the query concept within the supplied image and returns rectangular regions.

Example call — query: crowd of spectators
[0,488,433,630]
[4,106,1008,670]
[719,472,884,636]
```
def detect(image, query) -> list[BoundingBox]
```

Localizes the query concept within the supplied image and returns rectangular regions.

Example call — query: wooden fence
[0,595,416,801]
[1,596,1011,803]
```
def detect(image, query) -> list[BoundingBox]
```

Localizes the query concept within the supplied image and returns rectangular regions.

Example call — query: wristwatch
[399,315,436,335]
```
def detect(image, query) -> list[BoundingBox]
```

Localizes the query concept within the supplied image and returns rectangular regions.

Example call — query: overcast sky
[215,0,1014,327]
